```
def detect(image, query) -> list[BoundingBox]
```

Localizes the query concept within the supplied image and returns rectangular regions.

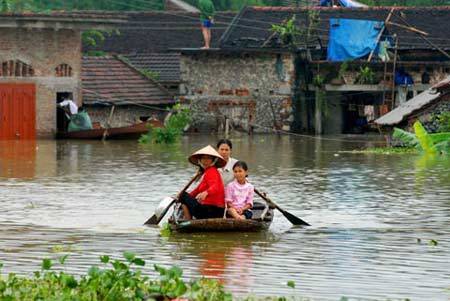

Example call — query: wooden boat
[168,200,274,233]
[56,120,162,140]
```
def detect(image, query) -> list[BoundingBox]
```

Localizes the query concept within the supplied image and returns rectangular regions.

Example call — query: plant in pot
[355,66,377,85]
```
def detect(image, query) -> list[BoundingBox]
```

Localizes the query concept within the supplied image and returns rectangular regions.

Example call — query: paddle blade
[144,214,158,225]
[143,197,176,225]
[280,209,310,226]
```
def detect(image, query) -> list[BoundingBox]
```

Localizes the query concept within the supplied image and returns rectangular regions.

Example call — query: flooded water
[0,135,449,300]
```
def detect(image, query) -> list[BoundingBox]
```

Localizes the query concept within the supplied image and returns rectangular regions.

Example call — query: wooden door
[0,83,36,140]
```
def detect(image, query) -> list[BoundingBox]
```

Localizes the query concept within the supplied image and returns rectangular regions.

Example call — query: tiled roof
[83,11,236,54]
[220,6,450,51]
[123,53,180,83]
[82,56,174,105]
[0,11,128,21]
[375,76,450,126]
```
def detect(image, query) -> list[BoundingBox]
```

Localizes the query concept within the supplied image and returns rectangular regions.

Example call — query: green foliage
[140,69,160,81]
[271,10,320,50]
[1,0,164,12]
[287,280,295,289]
[414,121,437,155]
[393,121,450,155]
[355,66,376,84]
[338,61,349,78]
[433,111,450,132]
[393,127,420,149]
[348,147,418,155]
[159,222,172,237]
[139,104,191,145]
[271,16,301,48]
[0,252,236,301]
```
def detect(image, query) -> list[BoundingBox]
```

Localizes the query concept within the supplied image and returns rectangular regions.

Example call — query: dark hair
[217,139,232,149]
[233,160,248,172]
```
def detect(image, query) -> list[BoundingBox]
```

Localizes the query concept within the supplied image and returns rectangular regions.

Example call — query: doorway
[56,92,73,132]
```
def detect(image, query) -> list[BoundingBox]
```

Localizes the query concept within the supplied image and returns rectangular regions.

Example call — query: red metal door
[0,83,36,140]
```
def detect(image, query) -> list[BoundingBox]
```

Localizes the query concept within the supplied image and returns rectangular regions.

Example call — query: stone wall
[0,28,81,137]
[415,99,450,133]
[86,106,166,128]
[179,52,295,132]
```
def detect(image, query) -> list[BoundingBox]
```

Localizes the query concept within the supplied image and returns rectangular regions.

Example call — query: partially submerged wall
[180,51,295,133]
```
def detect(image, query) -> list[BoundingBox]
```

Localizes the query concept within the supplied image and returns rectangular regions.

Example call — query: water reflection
[0,136,449,300]
[0,141,36,178]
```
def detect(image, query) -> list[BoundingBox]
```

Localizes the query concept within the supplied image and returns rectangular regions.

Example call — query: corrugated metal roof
[374,77,450,126]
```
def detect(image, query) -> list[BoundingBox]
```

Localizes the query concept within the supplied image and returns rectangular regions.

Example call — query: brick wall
[180,52,295,132]
[0,28,81,137]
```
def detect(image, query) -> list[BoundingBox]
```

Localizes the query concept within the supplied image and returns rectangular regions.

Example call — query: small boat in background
[168,200,274,233]
[56,120,162,140]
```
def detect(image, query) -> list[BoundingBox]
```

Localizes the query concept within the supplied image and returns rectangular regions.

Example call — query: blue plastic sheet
[327,18,384,62]
[320,0,367,7]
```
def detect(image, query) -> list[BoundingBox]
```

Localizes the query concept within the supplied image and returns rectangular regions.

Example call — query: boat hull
[168,201,274,233]
[56,121,161,140]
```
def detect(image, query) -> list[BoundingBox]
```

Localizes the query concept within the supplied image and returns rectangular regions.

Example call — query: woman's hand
[196,191,208,202]
[236,208,243,215]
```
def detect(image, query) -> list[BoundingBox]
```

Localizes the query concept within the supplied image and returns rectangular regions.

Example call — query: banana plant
[393,121,449,155]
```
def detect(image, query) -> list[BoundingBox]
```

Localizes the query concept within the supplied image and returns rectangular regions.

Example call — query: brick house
[0,12,126,139]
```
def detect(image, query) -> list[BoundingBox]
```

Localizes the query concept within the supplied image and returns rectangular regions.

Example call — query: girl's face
[218,143,231,161]
[233,166,247,183]
[199,155,214,167]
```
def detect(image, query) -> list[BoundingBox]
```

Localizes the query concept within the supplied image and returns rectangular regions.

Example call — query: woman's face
[218,143,231,161]
[199,155,214,167]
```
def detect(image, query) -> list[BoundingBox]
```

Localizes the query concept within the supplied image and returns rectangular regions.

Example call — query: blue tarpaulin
[327,18,384,62]
[320,0,367,7]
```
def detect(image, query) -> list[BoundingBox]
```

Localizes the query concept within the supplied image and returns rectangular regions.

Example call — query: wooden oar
[144,170,202,225]
[254,188,310,226]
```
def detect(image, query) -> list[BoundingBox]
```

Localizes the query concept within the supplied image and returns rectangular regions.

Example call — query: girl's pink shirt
[225,180,254,209]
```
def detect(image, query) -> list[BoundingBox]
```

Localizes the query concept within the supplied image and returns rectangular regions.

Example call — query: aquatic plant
[0,252,232,301]
[139,104,191,145]
[393,121,449,155]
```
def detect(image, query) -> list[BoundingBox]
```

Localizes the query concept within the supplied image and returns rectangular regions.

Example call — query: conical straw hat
[188,145,226,168]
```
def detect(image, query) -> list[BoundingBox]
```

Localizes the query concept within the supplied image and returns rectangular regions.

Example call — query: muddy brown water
[0,135,449,300]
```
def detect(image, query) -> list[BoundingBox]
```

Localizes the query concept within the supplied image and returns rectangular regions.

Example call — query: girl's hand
[236,208,243,214]
[196,191,208,202]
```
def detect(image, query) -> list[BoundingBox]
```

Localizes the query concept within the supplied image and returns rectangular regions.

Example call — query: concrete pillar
[315,88,322,135]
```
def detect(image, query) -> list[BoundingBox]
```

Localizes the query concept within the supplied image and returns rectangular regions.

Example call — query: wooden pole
[102,105,115,141]
[368,8,395,62]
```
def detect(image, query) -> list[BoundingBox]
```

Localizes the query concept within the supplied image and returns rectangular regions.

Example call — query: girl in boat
[225,161,254,220]
[217,139,238,185]
[179,145,227,220]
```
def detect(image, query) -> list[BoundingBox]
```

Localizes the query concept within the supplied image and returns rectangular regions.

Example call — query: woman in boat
[216,139,238,185]
[225,161,254,220]
[179,145,227,220]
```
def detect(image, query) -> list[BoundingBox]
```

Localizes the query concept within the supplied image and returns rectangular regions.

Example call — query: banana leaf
[414,121,436,155]
[393,127,420,148]
[432,140,450,155]
[430,132,450,144]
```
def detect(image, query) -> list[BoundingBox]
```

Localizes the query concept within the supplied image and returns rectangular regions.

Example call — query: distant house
[0,12,125,139]
[178,6,450,134]
[375,77,450,133]
[81,56,174,129]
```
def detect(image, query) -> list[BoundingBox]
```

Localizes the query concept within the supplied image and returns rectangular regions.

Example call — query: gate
[0,83,36,140]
